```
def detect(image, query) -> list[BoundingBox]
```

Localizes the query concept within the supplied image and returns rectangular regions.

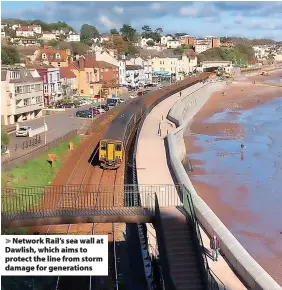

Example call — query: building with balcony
[151,53,197,82]
[125,65,145,88]
[1,66,44,125]
[126,56,153,84]
[26,63,62,105]
[118,57,127,86]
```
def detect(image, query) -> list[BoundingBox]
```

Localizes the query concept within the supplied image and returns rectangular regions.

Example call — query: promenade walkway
[136,83,247,290]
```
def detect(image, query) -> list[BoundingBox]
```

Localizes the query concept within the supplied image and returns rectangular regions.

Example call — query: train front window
[116,143,122,151]
[101,141,107,150]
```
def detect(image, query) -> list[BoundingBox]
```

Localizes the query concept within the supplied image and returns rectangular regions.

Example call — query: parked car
[101,104,109,111]
[92,106,106,114]
[16,126,31,137]
[76,110,92,118]
[89,108,100,115]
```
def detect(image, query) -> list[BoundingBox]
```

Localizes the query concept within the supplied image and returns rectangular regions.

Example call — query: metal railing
[153,193,176,290]
[183,186,226,290]
[1,184,182,219]
[1,130,77,171]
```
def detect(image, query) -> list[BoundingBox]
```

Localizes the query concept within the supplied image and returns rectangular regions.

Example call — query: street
[7,105,93,159]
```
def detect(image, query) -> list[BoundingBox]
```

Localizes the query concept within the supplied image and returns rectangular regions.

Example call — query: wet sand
[184,70,282,285]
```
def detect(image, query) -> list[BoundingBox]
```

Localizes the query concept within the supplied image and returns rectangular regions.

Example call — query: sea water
[186,97,282,261]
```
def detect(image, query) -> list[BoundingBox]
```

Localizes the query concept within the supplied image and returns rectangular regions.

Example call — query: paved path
[136,83,247,290]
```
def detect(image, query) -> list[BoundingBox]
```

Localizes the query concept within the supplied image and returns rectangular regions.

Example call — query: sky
[1,1,282,41]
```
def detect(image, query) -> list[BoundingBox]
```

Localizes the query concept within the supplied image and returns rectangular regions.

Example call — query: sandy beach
[184,69,282,285]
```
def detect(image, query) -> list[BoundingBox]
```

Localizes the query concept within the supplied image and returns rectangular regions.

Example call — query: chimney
[78,56,85,69]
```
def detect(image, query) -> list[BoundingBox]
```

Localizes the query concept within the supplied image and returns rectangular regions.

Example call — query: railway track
[25,74,211,289]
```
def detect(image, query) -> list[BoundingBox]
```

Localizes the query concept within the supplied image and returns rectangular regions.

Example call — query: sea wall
[166,82,282,290]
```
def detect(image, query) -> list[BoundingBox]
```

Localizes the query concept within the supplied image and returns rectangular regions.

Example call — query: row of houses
[1,47,199,126]
[1,23,80,43]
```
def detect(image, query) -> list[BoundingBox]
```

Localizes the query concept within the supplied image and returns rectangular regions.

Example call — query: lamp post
[100,87,102,110]
[44,114,47,145]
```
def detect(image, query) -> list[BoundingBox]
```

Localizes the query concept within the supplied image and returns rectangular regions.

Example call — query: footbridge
[1,184,183,228]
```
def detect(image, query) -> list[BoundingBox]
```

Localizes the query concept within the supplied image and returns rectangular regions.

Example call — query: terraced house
[69,55,119,98]
[1,66,44,125]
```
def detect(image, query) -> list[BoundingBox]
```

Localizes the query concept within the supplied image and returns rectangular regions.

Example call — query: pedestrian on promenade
[179,91,182,98]
[210,235,220,261]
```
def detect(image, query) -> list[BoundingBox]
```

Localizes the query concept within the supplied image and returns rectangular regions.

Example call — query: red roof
[17,26,33,32]
[60,67,76,78]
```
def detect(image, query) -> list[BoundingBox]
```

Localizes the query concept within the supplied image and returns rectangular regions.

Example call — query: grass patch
[1,136,81,214]
[2,135,81,188]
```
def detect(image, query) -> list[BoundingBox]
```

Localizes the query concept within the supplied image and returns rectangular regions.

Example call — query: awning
[152,71,170,75]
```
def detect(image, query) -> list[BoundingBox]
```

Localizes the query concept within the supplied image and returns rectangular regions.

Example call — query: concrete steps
[160,208,205,290]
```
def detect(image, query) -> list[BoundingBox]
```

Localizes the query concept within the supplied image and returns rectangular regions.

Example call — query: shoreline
[184,70,282,285]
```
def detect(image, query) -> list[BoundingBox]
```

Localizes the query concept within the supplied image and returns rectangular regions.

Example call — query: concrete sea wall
[166,82,282,290]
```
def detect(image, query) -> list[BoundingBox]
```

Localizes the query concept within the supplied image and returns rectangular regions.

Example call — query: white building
[195,38,212,54]
[66,32,80,42]
[161,35,173,46]
[41,32,56,41]
[100,34,110,43]
[47,67,62,104]
[140,38,155,48]
[274,54,282,62]
[118,57,127,86]
[1,66,44,125]
[125,65,145,87]
[11,24,21,30]
[16,27,34,38]
[253,45,272,60]
[166,40,180,49]
[151,52,197,82]
[31,25,42,34]
[126,56,153,84]
[59,67,77,97]
[95,50,118,66]
[1,30,6,38]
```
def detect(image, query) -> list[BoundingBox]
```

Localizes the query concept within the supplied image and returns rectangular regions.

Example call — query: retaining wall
[166,82,282,290]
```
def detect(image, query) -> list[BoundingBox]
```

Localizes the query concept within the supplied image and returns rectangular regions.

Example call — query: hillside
[2,18,75,33]
[197,44,256,65]
[221,37,277,46]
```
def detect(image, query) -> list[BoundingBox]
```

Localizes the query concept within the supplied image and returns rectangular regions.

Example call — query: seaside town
[1,4,282,290]
[1,19,282,126]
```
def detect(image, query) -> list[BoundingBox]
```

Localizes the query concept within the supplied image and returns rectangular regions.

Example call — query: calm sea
[186,97,282,260]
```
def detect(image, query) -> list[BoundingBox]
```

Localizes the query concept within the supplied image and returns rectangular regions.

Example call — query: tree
[110,29,119,35]
[80,24,99,43]
[146,40,155,47]
[127,43,140,56]
[1,129,9,146]
[120,24,137,42]
[142,25,152,33]
[155,28,163,35]
[70,42,89,55]
[1,46,20,65]
[112,37,128,54]
[47,40,58,48]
